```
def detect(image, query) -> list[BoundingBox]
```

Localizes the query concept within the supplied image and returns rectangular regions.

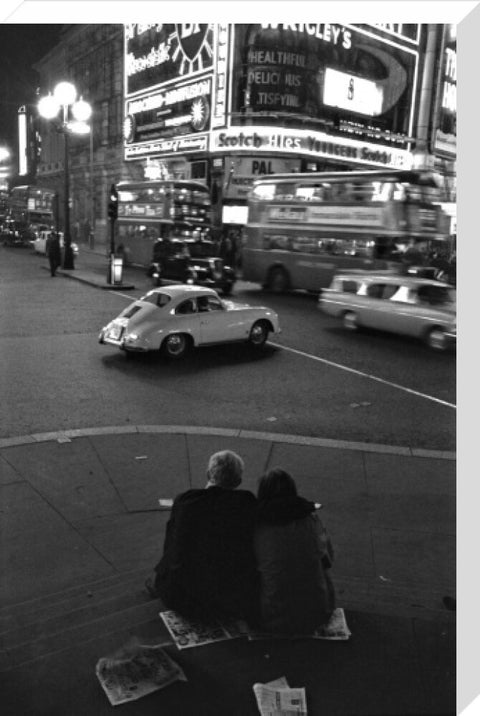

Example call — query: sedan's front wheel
[343,311,359,331]
[248,320,269,348]
[162,333,190,359]
[425,327,448,351]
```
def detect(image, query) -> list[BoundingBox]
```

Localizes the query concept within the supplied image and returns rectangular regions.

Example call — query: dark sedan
[148,238,236,295]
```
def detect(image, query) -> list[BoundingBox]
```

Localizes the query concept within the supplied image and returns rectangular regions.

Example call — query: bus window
[290,236,317,253]
[275,183,296,200]
[372,182,393,202]
[252,183,275,201]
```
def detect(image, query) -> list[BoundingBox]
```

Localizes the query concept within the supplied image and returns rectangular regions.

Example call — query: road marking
[270,342,456,409]
[109,291,137,300]
[109,290,455,410]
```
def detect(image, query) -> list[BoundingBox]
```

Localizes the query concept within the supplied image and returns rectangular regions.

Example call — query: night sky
[0,24,65,154]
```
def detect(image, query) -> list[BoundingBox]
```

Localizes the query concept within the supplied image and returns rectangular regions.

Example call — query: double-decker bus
[243,170,451,292]
[9,185,56,229]
[4,185,56,245]
[116,180,213,266]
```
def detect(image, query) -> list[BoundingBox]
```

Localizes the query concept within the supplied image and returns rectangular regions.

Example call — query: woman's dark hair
[257,468,298,501]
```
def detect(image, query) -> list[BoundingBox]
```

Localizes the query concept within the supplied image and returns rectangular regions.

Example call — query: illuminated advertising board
[125,24,215,95]
[230,24,419,148]
[124,24,215,159]
[210,126,413,169]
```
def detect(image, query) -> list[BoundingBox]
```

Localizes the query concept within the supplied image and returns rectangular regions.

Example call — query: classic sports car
[318,271,456,351]
[99,285,281,358]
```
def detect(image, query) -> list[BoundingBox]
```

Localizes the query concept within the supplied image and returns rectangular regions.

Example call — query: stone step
[0,568,168,672]
[0,566,150,633]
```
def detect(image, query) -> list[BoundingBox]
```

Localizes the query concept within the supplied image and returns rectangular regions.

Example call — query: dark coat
[154,487,258,622]
[254,496,335,634]
[46,234,61,267]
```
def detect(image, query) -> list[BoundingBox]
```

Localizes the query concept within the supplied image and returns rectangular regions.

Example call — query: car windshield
[416,285,456,306]
[140,291,171,308]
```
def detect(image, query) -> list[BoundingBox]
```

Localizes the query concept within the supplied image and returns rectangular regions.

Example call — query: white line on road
[109,289,455,410]
[270,342,456,409]
[109,291,138,300]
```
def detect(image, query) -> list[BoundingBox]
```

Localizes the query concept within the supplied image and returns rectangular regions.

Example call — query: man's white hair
[207,450,244,489]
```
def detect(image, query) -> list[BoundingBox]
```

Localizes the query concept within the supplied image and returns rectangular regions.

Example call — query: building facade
[31,22,456,252]
[34,24,126,247]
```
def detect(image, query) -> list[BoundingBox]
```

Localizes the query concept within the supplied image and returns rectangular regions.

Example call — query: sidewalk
[53,244,142,291]
[0,424,455,716]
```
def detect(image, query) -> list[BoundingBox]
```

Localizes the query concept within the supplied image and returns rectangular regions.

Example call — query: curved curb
[0,425,456,460]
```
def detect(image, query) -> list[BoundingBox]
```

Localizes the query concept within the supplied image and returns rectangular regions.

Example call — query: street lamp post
[38,81,92,270]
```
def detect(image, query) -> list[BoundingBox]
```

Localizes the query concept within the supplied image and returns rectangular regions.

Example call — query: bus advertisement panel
[243,170,451,292]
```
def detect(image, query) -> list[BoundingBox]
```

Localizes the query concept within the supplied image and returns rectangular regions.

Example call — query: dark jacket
[154,487,258,622]
[46,234,61,266]
[254,496,335,634]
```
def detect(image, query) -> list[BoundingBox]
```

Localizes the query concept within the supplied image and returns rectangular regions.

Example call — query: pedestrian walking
[254,468,335,635]
[147,450,259,624]
[46,231,61,277]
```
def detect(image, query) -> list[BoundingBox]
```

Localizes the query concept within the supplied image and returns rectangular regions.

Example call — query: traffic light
[108,183,118,221]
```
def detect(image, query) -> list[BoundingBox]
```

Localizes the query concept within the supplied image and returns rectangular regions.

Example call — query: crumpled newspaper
[96,638,187,706]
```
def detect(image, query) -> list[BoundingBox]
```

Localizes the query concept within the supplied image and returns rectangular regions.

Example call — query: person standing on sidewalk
[46,231,61,277]
[148,450,259,624]
[254,468,335,634]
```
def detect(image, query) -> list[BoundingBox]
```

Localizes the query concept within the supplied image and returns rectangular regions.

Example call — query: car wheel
[222,283,233,296]
[162,333,189,359]
[343,311,359,331]
[267,267,289,293]
[248,320,269,348]
[425,327,448,351]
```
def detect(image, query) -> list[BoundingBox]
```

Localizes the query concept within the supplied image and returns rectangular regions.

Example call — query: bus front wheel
[267,267,289,293]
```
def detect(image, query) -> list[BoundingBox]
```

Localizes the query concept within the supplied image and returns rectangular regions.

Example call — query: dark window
[383,284,400,299]
[123,305,143,319]
[417,285,454,306]
[140,291,171,308]
[176,299,196,315]
[342,280,358,294]
[366,283,400,299]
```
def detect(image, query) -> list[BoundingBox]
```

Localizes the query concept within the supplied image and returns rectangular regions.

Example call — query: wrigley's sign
[210,126,413,169]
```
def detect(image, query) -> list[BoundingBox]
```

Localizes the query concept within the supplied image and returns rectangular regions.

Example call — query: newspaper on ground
[159,610,249,649]
[248,608,351,641]
[95,640,186,706]
[253,676,308,716]
[312,607,351,640]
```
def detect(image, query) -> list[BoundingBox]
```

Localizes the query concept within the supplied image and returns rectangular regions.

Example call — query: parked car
[33,230,79,256]
[99,284,281,359]
[1,220,35,247]
[318,271,456,351]
[147,238,236,295]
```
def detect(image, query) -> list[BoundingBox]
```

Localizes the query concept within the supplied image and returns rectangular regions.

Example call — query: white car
[99,285,281,359]
[33,230,79,256]
[318,271,456,351]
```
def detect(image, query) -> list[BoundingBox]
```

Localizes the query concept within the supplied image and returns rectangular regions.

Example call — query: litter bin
[109,255,123,285]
